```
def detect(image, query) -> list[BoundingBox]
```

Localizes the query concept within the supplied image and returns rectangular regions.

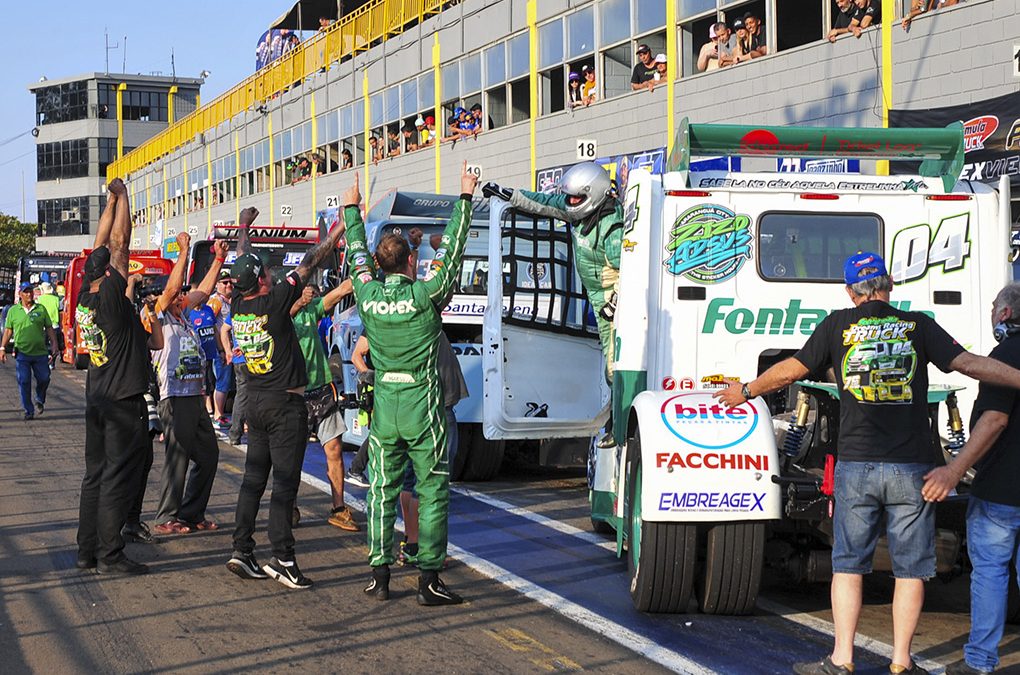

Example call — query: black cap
[636,43,650,54]
[230,253,264,293]
[83,246,111,283]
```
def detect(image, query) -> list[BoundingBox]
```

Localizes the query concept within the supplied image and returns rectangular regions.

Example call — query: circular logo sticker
[659,393,758,450]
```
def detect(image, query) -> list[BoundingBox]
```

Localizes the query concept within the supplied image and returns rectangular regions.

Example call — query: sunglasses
[219,280,234,285]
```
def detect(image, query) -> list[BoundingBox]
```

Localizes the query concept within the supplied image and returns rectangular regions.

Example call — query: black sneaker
[793,657,854,675]
[345,470,370,488]
[75,554,97,570]
[24,412,33,421]
[364,565,390,601]
[417,571,463,606]
[226,551,269,580]
[35,401,44,415]
[97,557,149,576]
[945,661,992,675]
[890,663,930,675]
[123,522,158,544]
[263,557,312,589]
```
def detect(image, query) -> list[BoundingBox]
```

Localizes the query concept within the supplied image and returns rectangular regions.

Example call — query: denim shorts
[832,461,935,579]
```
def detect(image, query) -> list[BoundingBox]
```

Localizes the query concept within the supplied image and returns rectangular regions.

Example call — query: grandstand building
[107,0,1017,245]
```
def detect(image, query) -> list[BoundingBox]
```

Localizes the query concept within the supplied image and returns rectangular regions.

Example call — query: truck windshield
[757,212,883,282]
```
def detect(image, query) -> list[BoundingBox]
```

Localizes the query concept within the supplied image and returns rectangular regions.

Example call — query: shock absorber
[945,392,966,454]
[782,390,811,458]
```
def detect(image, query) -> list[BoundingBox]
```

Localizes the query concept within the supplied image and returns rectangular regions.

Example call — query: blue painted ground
[301,445,906,675]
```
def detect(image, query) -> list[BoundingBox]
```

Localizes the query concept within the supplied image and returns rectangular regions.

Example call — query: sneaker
[328,506,360,532]
[97,557,149,576]
[123,521,159,544]
[35,401,44,415]
[226,551,269,580]
[75,554,97,569]
[398,540,419,567]
[417,571,463,606]
[345,470,370,488]
[944,662,992,675]
[263,557,312,589]
[24,412,33,421]
[364,565,390,601]
[890,663,930,675]
[215,416,231,430]
[793,657,855,675]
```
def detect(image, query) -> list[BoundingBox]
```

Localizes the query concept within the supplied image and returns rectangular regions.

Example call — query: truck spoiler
[666,117,965,193]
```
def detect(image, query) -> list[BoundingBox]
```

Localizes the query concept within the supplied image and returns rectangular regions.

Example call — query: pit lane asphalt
[2,363,1018,674]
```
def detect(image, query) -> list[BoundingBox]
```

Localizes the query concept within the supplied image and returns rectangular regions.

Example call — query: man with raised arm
[346,163,478,606]
[76,178,164,576]
[151,233,230,536]
[225,204,345,590]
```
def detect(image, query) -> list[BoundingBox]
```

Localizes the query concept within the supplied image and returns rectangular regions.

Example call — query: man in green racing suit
[345,164,478,606]
[483,161,622,445]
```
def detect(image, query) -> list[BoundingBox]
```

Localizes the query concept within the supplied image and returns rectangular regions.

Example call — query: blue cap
[844,251,888,285]
[19,282,34,293]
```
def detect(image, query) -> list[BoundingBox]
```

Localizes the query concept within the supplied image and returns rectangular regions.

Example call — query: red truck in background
[61,249,174,369]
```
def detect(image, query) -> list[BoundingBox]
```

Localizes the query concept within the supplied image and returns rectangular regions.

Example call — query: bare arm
[0,327,11,362]
[950,351,1020,390]
[144,307,163,350]
[236,207,258,256]
[157,233,192,313]
[921,410,1008,502]
[186,240,229,309]
[697,44,711,72]
[107,178,132,279]
[46,324,59,356]
[125,274,143,300]
[714,356,810,407]
[94,192,118,248]
[219,322,234,359]
[294,180,352,283]
[321,279,354,314]
[352,335,370,373]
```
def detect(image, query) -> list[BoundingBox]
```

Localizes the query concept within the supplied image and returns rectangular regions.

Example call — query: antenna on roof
[122,36,128,73]
[171,48,176,80]
[104,28,120,75]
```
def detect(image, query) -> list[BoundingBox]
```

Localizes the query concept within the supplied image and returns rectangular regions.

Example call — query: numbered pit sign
[325,195,339,209]
[280,204,293,217]
[577,139,598,161]
[466,164,483,180]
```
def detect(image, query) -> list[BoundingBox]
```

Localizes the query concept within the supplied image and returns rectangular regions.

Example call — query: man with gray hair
[697,22,734,71]
[715,253,1020,675]
[922,282,1020,675]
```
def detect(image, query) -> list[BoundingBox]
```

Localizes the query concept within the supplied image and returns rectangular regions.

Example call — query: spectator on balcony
[341,148,353,170]
[426,116,437,145]
[850,0,881,38]
[902,0,958,30]
[829,0,856,42]
[568,72,584,109]
[581,66,597,105]
[387,127,402,158]
[698,22,735,71]
[402,124,418,152]
[458,108,479,137]
[318,16,333,32]
[743,12,768,57]
[369,135,383,165]
[648,54,669,90]
[470,103,492,131]
[630,44,657,91]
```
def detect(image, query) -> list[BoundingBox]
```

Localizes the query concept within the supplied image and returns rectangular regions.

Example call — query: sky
[0,1,300,223]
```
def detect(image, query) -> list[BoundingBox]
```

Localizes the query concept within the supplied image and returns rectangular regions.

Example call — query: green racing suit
[344,197,472,570]
[509,189,623,381]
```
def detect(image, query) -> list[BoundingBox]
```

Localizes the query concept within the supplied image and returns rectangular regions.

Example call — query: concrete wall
[109,0,1015,242]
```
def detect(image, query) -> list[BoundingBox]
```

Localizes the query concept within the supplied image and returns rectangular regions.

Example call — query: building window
[539,19,564,70]
[461,53,482,96]
[484,42,506,88]
[567,7,595,58]
[35,81,88,126]
[36,139,89,181]
[635,0,667,34]
[508,33,529,80]
[38,196,91,236]
[599,0,631,46]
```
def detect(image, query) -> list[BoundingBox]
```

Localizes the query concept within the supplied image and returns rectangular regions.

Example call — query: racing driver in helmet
[483,162,623,447]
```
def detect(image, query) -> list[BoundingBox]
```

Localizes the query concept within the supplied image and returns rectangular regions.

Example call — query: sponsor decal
[658,491,765,513]
[740,129,810,155]
[841,316,918,404]
[664,204,753,284]
[701,298,932,335]
[282,252,304,266]
[622,238,637,252]
[523,262,547,289]
[623,184,640,234]
[963,115,999,153]
[662,377,677,390]
[357,273,373,283]
[442,300,534,318]
[679,377,695,390]
[700,374,737,390]
[128,260,145,274]
[659,394,759,450]
[1007,119,1020,151]
[655,451,769,471]
[451,344,482,356]
[362,299,417,315]
[697,177,929,192]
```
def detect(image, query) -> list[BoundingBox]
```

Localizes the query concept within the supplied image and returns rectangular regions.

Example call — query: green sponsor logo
[701,298,931,335]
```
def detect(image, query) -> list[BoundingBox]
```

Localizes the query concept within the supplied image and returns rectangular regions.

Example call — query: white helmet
[558,162,613,220]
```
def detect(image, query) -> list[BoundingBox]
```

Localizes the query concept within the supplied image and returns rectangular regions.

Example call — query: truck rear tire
[457,423,505,482]
[698,521,765,615]
[74,352,89,370]
[626,429,697,613]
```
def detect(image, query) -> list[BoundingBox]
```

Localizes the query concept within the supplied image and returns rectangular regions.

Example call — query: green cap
[230,253,264,292]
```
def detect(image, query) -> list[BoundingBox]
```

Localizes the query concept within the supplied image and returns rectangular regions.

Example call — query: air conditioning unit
[61,208,80,221]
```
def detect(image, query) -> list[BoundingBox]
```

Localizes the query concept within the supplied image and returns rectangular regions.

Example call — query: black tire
[698,521,765,615]
[74,352,89,370]
[591,517,614,535]
[460,425,505,482]
[626,428,697,613]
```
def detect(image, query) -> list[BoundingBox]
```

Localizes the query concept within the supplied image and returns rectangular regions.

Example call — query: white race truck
[482,119,1012,614]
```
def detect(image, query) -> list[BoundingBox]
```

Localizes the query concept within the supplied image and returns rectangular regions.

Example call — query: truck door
[482,199,608,440]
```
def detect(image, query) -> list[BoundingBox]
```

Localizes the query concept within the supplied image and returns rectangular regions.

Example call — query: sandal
[153,519,192,535]
[191,519,218,531]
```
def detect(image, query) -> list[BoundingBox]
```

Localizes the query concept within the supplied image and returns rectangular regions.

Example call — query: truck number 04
[890,214,971,283]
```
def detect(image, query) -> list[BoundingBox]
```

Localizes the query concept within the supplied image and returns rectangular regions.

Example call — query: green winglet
[919,121,965,193]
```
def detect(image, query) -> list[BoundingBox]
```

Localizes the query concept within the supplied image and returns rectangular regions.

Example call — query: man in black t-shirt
[828,0,856,42]
[922,282,1020,675]
[850,0,881,38]
[742,13,768,57]
[225,196,349,590]
[76,178,164,576]
[716,252,1020,675]
[630,43,656,91]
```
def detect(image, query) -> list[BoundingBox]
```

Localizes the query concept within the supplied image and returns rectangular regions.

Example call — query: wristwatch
[740,383,752,401]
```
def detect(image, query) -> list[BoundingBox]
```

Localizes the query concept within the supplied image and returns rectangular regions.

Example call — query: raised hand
[343,172,361,207]
[176,232,192,252]
[212,240,229,259]
[108,178,127,196]
[239,207,260,226]
[461,161,479,195]
[408,227,423,248]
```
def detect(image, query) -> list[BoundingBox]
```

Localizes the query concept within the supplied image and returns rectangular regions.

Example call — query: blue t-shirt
[223,313,246,364]
[188,305,220,360]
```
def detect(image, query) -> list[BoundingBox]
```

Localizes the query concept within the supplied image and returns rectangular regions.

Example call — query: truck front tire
[698,521,765,615]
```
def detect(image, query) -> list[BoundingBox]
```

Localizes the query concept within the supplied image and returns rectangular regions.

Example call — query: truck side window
[757,212,883,282]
